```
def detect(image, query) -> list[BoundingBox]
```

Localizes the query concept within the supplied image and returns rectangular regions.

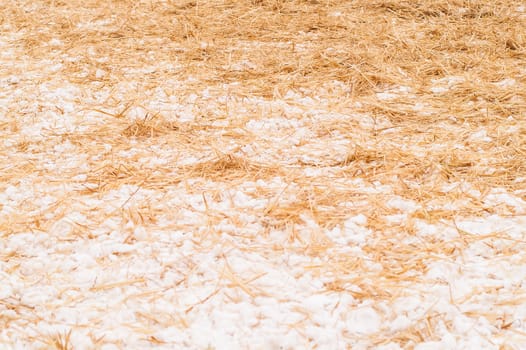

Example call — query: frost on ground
[1,0,526,349]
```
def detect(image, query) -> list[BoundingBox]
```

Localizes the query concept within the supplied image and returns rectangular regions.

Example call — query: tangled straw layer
[0,0,525,348]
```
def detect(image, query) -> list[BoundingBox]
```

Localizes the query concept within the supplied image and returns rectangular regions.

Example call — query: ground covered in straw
[1,0,525,349]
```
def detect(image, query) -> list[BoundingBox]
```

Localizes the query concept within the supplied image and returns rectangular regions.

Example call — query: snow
[430,76,466,94]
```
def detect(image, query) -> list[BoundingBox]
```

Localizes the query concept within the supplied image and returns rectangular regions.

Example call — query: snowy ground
[1,1,526,349]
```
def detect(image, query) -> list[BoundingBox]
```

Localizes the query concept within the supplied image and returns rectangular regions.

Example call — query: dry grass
[1,0,525,347]
[50,329,73,350]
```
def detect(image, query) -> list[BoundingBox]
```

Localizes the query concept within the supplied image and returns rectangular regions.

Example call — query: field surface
[1,0,525,349]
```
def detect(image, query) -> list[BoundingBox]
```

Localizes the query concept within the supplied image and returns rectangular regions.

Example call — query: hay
[1,0,525,348]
